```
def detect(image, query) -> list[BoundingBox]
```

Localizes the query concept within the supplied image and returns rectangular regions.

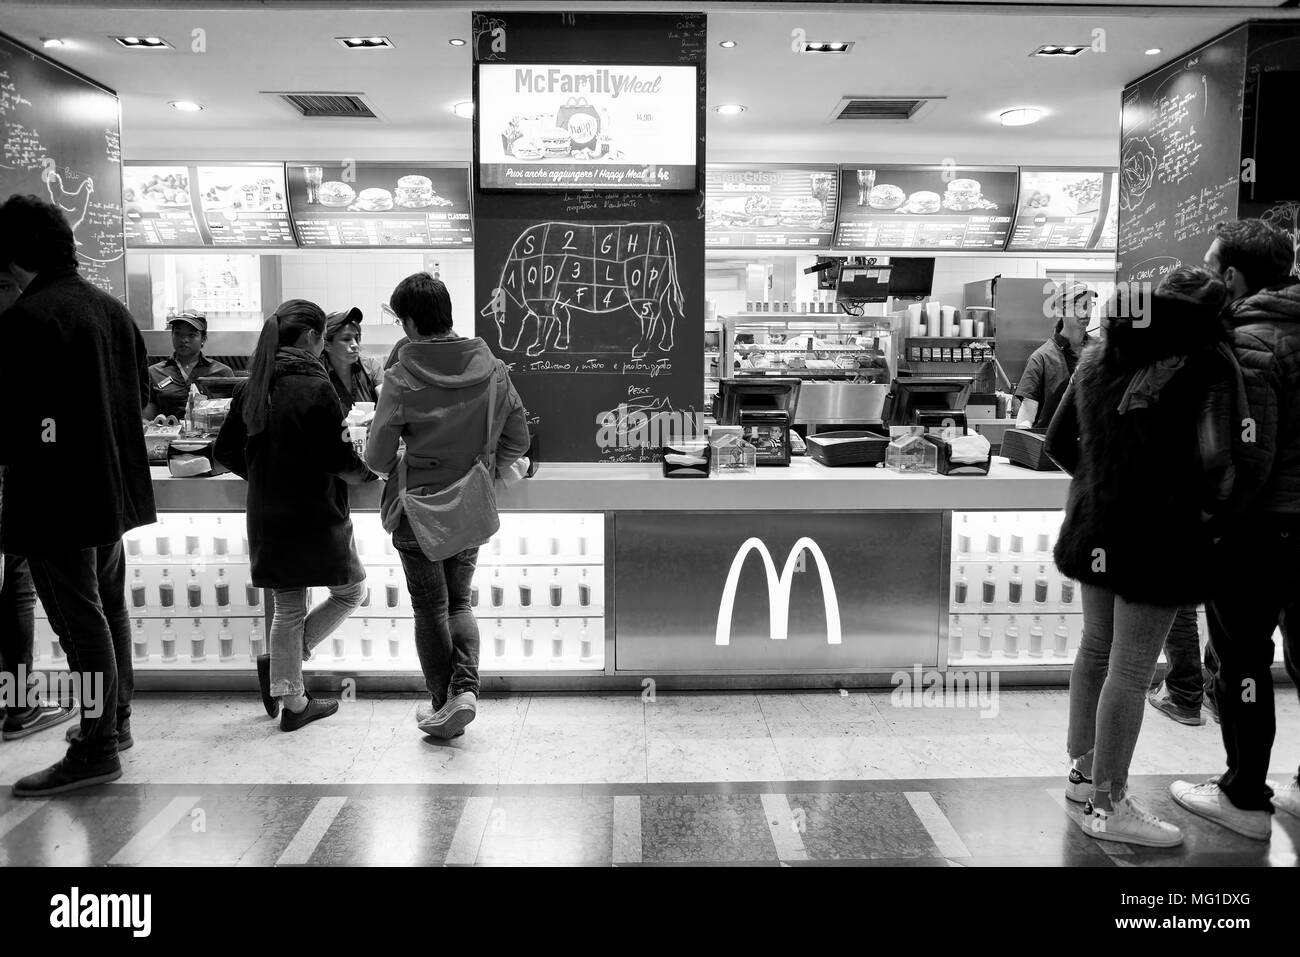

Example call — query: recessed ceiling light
[41,38,66,48]
[170,100,203,112]
[1000,107,1043,127]
[719,40,737,49]
[113,36,171,49]
[337,36,393,49]
[800,40,854,54]
[449,38,466,46]
[453,101,474,118]
[714,103,747,115]
[1145,47,1163,55]
[1031,44,1088,57]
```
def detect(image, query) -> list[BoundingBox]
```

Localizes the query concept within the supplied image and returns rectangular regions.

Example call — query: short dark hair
[0,194,78,273]
[1212,219,1294,293]
[1155,265,1227,312]
[389,273,453,336]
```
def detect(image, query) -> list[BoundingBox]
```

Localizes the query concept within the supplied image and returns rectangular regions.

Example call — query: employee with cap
[322,306,384,412]
[1015,280,1096,430]
[143,312,236,421]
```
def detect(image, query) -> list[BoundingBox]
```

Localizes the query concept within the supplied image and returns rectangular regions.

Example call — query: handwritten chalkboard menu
[286,162,473,248]
[1117,27,1248,285]
[1007,169,1118,251]
[0,33,125,299]
[833,165,1018,251]
[473,11,706,463]
[705,165,838,248]
[195,164,296,247]
[123,164,206,247]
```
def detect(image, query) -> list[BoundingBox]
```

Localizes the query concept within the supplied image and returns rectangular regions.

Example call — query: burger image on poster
[901,190,942,214]
[942,177,997,212]
[511,137,545,160]
[395,174,434,209]
[541,128,572,158]
[781,196,826,226]
[317,181,356,207]
[868,184,906,210]
[354,188,394,212]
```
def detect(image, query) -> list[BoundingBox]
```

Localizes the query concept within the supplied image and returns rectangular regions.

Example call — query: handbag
[390,381,500,562]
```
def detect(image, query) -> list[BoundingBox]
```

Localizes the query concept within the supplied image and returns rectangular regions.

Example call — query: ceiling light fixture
[113,36,171,49]
[453,101,474,118]
[719,40,737,49]
[170,100,203,112]
[1031,44,1088,57]
[337,36,393,49]
[999,107,1043,127]
[800,40,854,54]
[714,103,747,115]
[1145,47,1163,55]
[41,38,67,48]
[449,38,466,46]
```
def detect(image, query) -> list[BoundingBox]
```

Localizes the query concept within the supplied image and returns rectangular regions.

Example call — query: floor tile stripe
[904,792,971,858]
[760,793,809,862]
[445,795,495,865]
[0,800,48,841]
[275,796,348,866]
[612,795,642,863]
[108,795,201,865]
[1044,787,1134,863]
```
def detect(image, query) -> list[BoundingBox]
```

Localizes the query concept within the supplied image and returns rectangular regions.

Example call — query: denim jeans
[25,542,133,760]
[1206,522,1300,811]
[269,582,365,697]
[394,526,480,709]
[1158,606,1217,712]
[1,554,37,713]
[1068,583,1178,807]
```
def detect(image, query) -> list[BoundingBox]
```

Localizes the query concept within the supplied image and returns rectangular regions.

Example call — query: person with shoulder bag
[215,300,375,732]
[1045,266,1237,848]
[366,274,530,739]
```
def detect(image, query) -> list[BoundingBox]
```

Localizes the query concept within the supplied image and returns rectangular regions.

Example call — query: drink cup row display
[949,613,1083,663]
[950,564,1078,614]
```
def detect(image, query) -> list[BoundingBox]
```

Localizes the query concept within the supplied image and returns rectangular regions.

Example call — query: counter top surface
[151,458,1069,512]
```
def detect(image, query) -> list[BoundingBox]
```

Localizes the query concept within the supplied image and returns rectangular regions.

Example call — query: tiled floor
[1,689,1298,866]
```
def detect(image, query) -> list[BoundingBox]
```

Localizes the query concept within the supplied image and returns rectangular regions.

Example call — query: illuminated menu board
[287,163,473,247]
[1007,169,1118,251]
[123,164,207,247]
[705,165,838,248]
[833,166,1018,250]
[195,164,296,247]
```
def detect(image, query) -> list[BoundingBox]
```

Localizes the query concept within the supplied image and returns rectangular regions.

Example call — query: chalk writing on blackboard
[473,13,508,62]
[482,221,685,361]
[1261,200,1300,277]
[42,167,94,230]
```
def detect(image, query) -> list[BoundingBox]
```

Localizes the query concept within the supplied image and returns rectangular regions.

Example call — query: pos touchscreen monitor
[884,376,974,429]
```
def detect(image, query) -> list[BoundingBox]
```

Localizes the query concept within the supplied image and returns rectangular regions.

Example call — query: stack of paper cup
[906,302,924,338]
[960,317,975,337]
[941,305,958,337]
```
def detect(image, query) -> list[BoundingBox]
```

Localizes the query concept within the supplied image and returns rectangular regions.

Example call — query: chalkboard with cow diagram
[472,11,706,462]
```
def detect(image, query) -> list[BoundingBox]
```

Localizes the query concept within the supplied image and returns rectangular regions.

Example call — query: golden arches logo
[715,537,842,646]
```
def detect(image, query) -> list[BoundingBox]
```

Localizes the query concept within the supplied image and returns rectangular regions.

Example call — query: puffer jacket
[1222,282,1300,517]
[366,337,530,511]
[1047,291,1234,606]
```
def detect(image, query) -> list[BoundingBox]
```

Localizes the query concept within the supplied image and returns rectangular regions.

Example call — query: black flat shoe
[256,654,279,718]
[280,695,338,732]
[66,719,133,752]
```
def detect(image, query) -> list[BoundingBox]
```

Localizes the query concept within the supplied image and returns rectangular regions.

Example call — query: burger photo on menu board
[942,177,999,212]
[868,184,906,210]
[354,187,394,211]
[395,175,434,208]
[318,181,356,207]
[899,190,942,214]
[781,195,828,227]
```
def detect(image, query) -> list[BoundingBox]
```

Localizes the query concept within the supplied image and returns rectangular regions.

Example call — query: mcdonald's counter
[31,463,1081,692]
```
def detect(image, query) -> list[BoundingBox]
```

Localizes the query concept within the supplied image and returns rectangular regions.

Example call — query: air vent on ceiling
[271,92,377,118]
[829,97,940,122]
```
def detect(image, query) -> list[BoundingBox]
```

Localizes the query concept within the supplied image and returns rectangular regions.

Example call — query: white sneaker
[1270,776,1300,822]
[1065,766,1094,804]
[1082,794,1183,848]
[1170,779,1272,841]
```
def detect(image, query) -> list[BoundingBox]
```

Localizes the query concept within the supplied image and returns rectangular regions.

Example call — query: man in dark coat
[1171,218,1300,838]
[0,195,156,796]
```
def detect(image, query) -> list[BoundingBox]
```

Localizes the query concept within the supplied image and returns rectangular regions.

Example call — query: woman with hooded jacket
[215,300,373,732]
[1047,266,1236,848]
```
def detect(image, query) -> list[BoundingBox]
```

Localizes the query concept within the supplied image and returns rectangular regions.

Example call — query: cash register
[882,375,975,430]
[715,378,802,466]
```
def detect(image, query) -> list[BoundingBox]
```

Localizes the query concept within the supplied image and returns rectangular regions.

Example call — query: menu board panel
[477,62,698,191]
[123,164,206,247]
[195,164,296,247]
[704,165,838,248]
[286,162,472,247]
[833,166,1018,250]
[1007,169,1118,251]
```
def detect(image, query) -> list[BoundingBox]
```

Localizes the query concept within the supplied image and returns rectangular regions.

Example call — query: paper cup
[960,319,974,337]
[906,303,924,338]
[941,306,958,336]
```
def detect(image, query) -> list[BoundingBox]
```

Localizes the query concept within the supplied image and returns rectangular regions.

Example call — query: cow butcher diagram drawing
[482,221,685,359]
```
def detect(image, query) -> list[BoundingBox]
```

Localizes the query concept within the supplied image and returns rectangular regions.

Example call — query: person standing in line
[1171,219,1300,838]
[366,274,529,739]
[0,195,155,795]
[1015,281,1095,430]
[1048,267,1237,847]
[1148,607,1219,726]
[0,264,78,740]
[214,300,374,731]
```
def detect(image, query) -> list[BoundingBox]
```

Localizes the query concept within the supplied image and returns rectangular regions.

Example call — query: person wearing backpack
[1046,266,1236,847]
[366,274,529,739]
[1171,219,1300,838]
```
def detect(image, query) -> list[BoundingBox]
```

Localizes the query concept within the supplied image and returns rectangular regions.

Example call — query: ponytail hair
[241,299,326,435]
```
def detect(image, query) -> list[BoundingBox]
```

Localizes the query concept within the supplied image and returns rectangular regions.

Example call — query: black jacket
[0,267,156,557]
[214,349,371,588]
[1046,294,1232,606]
[1221,282,1300,519]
